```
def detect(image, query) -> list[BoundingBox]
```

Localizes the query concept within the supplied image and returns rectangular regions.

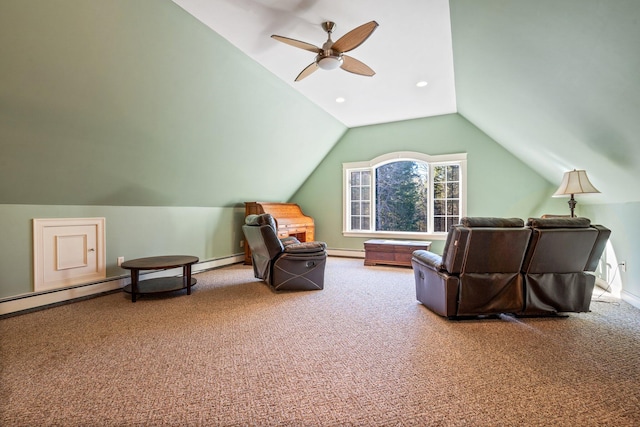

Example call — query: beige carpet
[1,257,639,426]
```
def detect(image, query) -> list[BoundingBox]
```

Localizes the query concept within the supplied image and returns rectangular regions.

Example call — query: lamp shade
[553,169,600,196]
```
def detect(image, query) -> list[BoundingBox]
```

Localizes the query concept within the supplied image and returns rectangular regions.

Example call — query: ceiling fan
[271,20,379,81]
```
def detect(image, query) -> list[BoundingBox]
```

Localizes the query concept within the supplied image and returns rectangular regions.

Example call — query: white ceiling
[172,0,457,128]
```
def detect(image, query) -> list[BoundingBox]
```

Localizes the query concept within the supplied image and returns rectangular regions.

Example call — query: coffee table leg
[131,270,139,303]
[185,265,192,295]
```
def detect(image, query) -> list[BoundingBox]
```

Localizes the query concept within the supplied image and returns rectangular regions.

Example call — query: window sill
[342,231,448,241]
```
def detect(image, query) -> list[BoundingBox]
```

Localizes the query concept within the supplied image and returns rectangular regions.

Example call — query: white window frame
[343,151,467,240]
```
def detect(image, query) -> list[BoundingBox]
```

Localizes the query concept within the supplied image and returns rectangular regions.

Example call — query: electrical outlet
[117,256,124,267]
[240,240,244,248]
[619,261,627,272]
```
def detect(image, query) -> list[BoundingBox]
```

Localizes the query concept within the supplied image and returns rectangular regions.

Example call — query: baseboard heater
[0,254,244,317]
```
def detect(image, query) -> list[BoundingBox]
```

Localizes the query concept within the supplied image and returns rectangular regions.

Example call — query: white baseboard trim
[194,254,244,273]
[8,250,632,315]
[0,254,244,317]
[0,278,128,317]
[621,290,640,310]
[328,249,365,259]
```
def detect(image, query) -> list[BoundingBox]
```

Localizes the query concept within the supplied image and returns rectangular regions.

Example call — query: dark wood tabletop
[121,255,199,271]
[120,255,199,302]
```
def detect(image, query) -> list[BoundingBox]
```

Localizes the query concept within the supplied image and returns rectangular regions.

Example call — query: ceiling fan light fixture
[317,55,343,70]
[272,20,378,81]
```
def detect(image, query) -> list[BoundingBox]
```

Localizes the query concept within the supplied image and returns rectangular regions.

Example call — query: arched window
[343,152,467,238]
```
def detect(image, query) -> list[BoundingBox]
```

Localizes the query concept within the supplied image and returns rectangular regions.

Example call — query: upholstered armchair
[242,214,327,291]
[411,217,532,318]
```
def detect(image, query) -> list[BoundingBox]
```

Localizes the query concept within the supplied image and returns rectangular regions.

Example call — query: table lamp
[553,169,600,217]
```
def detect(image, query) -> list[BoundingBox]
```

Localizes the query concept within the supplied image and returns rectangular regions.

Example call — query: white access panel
[33,218,106,292]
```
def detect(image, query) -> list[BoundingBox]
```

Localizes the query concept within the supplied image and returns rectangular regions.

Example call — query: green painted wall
[291,114,564,254]
[582,203,640,302]
[0,0,345,300]
[0,0,345,206]
[449,0,640,204]
[0,205,244,298]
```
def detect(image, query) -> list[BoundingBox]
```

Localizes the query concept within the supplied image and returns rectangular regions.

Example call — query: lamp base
[568,195,576,218]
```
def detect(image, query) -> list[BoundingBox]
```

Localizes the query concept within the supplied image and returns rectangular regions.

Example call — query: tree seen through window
[344,152,465,235]
[375,161,428,232]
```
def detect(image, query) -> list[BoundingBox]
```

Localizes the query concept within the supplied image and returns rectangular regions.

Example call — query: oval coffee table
[121,255,199,302]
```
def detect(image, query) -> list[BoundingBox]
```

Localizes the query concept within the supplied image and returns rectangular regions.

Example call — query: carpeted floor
[1,257,639,426]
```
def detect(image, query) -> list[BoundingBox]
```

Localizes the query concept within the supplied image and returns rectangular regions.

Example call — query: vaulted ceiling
[172,0,457,128]
[173,0,639,204]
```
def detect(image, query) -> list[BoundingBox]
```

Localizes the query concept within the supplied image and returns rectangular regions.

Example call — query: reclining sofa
[411,217,610,318]
[242,213,327,291]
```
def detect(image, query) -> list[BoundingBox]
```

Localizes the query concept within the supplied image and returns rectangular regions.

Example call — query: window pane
[351,217,360,230]
[447,165,459,181]
[348,169,372,231]
[448,200,459,215]
[432,163,462,233]
[447,183,459,198]
[351,187,360,201]
[447,217,459,230]
[362,201,370,215]
[351,202,360,215]
[362,217,370,229]
[362,171,371,186]
[361,187,370,201]
[375,161,428,232]
[351,171,361,185]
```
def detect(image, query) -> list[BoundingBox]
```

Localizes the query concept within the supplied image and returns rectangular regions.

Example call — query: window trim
[342,151,467,240]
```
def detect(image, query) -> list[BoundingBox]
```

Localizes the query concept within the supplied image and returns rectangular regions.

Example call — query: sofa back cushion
[442,218,531,274]
[522,219,598,273]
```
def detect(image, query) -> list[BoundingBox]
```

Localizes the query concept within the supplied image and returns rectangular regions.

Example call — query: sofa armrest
[412,250,443,271]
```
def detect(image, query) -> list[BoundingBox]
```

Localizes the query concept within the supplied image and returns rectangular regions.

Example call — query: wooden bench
[364,239,432,267]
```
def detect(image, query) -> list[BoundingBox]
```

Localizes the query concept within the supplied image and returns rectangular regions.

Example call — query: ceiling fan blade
[271,35,321,53]
[295,62,319,81]
[340,55,375,76]
[331,21,379,53]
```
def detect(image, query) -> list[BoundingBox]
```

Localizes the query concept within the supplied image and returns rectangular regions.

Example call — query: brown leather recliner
[242,213,327,291]
[412,216,611,318]
[411,217,532,318]
[521,217,611,314]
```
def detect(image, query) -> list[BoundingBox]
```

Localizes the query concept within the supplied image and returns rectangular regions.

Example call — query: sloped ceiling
[172,0,457,128]
[450,0,640,204]
[173,0,640,206]
[0,0,347,207]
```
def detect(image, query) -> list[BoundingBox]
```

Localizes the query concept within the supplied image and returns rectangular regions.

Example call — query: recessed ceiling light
[336,97,345,103]
[416,81,428,87]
